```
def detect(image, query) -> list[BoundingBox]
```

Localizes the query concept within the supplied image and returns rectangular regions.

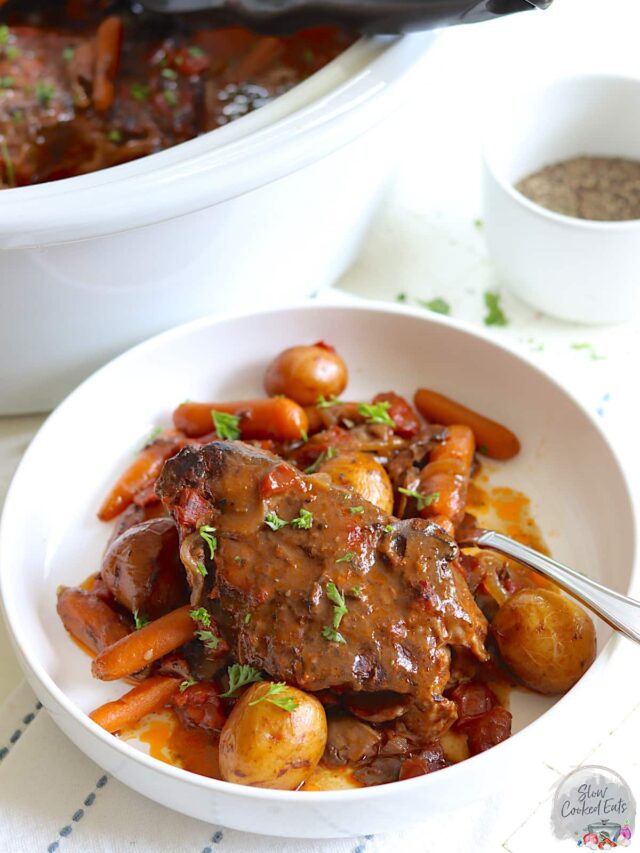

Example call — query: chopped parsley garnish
[302,47,315,64]
[0,25,9,45]
[161,68,178,80]
[212,410,241,440]
[199,524,217,559]
[571,342,605,361]
[189,607,211,627]
[478,443,489,456]
[291,508,313,530]
[322,626,346,644]
[11,108,23,123]
[62,46,75,62]
[35,82,56,107]
[220,664,263,698]
[349,506,364,515]
[265,511,287,531]
[326,582,347,629]
[163,89,178,107]
[187,45,205,57]
[316,394,344,409]
[396,292,408,303]
[473,217,484,230]
[107,128,123,144]
[196,630,220,651]
[5,45,20,60]
[248,682,298,712]
[133,610,150,630]
[0,76,14,89]
[384,524,395,534]
[140,425,162,449]
[304,446,336,474]
[419,297,451,316]
[179,678,197,693]
[244,613,252,624]
[130,82,150,101]
[358,401,396,427]
[196,562,208,577]
[335,551,355,564]
[398,487,440,511]
[300,428,309,442]
[350,586,363,598]
[483,291,508,327]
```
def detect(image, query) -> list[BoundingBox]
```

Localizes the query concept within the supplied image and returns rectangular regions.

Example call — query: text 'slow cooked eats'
[57,341,596,790]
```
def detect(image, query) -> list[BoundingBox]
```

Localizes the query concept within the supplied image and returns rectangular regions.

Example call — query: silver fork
[460,527,640,645]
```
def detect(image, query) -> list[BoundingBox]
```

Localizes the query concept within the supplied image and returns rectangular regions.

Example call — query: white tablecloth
[1,0,640,849]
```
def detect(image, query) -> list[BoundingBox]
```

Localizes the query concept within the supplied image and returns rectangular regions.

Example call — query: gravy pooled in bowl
[0,1,353,188]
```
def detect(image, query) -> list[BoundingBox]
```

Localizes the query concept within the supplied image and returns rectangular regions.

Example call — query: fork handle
[143,0,547,34]
[476,530,640,645]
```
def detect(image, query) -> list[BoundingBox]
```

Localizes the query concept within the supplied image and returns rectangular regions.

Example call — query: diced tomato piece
[172,45,211,76]
[260,463,304,497]
[171,681,226,733]
[174,488,212,528]
[449,681,498,729]
[372,392,421,439]
[399,743,447,780]
[465,707,512,755]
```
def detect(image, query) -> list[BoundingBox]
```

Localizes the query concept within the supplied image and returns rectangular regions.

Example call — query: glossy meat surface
[157,440,488,743]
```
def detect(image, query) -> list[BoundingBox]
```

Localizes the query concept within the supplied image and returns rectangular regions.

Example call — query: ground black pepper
[516,156,640,221]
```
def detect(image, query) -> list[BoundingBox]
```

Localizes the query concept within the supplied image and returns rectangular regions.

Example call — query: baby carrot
[98,432,187,522]
[414,388,520,460]
[57,586,130,655]
[92,604,195,681]
[90,675,180,733]
[419,424,475,527]
[173,398,308,441]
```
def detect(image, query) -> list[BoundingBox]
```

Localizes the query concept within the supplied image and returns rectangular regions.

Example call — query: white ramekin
[482,74,640,326]
[0,33,436,415]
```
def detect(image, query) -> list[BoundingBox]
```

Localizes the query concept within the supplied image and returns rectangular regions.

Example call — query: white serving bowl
[482,74,640,325]
[0,33,436,416]
[0,302,636,838]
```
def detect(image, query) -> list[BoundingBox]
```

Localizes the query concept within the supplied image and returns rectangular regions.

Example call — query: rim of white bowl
[483,72,640,232]
[1,300,636,802]
[0,33,434,248]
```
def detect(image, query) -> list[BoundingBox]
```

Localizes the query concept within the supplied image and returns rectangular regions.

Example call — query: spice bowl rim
[482,72,640,232]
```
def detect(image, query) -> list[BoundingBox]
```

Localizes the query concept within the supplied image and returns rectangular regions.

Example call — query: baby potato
[219,682,327,789]
[319,451,394,514]
[264,344,348,406]
[492,588,596,695]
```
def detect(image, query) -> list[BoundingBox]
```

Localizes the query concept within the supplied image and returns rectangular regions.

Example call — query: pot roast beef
[156,440,488,743]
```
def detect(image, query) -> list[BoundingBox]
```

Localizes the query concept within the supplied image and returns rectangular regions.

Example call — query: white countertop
[1,0,640,848]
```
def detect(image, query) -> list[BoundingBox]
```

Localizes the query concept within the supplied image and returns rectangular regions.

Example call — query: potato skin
[492,588,596,695]
[219,683,327,789]
[264,345,348,406]
[319,452,394,514]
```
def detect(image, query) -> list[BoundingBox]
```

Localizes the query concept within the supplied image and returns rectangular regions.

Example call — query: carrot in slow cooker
[414,388,520,460]
[92,15,123,112]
